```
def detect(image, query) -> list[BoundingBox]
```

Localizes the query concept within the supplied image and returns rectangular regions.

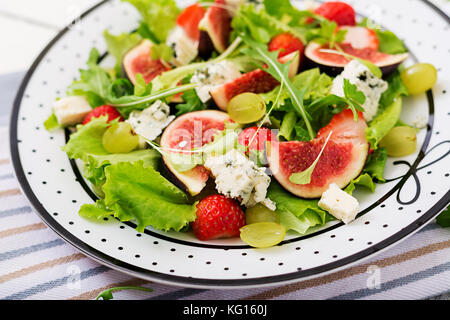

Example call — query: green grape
[240,222,286,248]
[246,204,280,225]
[401,63,437,95]
[227,93,266,124]
[102,122,139,154]
[379,126,417,157]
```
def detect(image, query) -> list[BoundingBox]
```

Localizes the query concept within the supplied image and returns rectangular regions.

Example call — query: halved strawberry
[82,105,123,125]
[268,33,305,58]
[177,3,206,41]
[192,195,246,241]
[314,1,356,26]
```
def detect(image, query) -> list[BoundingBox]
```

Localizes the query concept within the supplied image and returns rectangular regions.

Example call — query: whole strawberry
[192,195,246,241]
[82,105,123,125]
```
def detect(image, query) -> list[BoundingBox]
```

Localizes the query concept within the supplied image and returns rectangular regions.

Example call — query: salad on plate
[44,0,438,248]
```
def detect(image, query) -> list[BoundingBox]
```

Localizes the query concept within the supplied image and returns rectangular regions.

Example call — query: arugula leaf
[43,112,59,131]
[307,20,347,48]
[343,79,366,120]
[103,30,141,74]
[267,181,334,235]
[96,286,153,300]
[122,0,179,43]
[437,207,450,228]
[232,3,308,43]
[175,89,207,116]
[240,35,314,139]
[134,73,153,96]
[289,131,333,184]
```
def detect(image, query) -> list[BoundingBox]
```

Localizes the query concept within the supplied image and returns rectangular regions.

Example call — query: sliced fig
[304,26,408,76]
[160,110,232,196]
[210,52,300,111]
[122,40,171,85]
[267,109,369,199]
[198,0,232,54]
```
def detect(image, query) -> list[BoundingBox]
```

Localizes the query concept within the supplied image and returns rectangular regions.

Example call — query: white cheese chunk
[204,149,276,210]
[53,96,92,126]
[190,60,241,103]
[126,100,175,142]
[330,60,388,122]
[166,26,198,67]
[318,183,360,224]
[412,115,428,129]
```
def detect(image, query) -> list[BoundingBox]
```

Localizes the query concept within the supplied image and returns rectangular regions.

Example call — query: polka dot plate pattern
[9,0,450,288]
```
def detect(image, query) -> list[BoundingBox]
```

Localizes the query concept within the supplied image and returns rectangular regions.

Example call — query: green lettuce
[103,30,141,74]
[346,148,387,194]
[267,182,334,234]
[44,112,60,131]
[63,117,160,185]
[378,70,409,113]
[366,97,403,150]
[81,162,197,232]
[122,0,179,43]
[437,207,450,228]
[358,18,408,54]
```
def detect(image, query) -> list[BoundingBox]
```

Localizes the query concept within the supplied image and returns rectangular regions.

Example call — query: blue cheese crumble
[204,149,276,210]
[166,26,198,67]
[190,60,241,103]
[127,100,175,142]
[331,60,388,122]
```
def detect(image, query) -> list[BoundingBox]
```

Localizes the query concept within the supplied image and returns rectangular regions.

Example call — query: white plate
[9,0,450,289]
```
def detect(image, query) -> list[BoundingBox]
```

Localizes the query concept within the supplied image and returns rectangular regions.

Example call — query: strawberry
[192,195,246,241]
[238,127,274,155]
[82,105,123,125]
[268,33,305,58]
[340,26,379,51]
[314,1,356,26]
[176,3,206,41]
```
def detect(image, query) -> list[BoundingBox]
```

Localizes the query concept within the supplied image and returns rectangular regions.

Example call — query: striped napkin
[0,73,449,300]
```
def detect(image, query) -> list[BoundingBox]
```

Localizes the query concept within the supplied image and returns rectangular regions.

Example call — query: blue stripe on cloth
[328,261,450,300]
[0,174,14,180]
[3,265,109,300]
[0,239,65,262]
[148,288,208,300]
[0,206,32,218]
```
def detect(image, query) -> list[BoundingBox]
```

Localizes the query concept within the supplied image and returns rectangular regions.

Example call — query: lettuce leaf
[103,30,141,74]
[345,148,387,194]
[122,0,179,43]
[378,70,409,113]
[63,117,160,185]
[345,173,376,194]
[358,18,408,54]
[80,162,196,232]
[366,97,403,150]
[44,112,60,131]
[267,182,334,234]
[102,162,196,232]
